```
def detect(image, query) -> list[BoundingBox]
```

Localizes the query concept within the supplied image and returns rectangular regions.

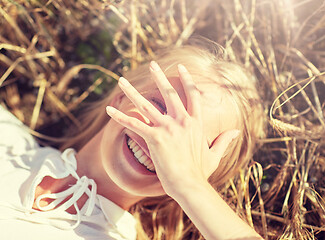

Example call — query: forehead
[138,76,239,144]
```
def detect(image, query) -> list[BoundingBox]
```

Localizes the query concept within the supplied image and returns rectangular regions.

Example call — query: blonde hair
[61,45,264,239]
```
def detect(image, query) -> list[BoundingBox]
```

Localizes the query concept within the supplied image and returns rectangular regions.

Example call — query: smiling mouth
[126,135,156,173]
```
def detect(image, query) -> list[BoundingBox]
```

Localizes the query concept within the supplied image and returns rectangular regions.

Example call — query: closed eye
[150,97,167,114]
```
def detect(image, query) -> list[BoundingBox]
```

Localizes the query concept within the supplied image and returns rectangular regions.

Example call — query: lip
[122,134,156,175]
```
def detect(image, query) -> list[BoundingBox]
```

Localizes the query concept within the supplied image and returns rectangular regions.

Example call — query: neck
[35,131,143,212]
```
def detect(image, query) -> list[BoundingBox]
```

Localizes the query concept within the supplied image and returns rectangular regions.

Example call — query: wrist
[165,176,212,201]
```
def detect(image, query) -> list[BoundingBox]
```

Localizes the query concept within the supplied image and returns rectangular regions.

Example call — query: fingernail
[150,61,160,71]
[119,77,129,87]
[106,106,116,115]
[178,64,187,73]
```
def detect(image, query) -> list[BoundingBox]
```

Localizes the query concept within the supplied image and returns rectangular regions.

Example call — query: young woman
[0,45,264,239]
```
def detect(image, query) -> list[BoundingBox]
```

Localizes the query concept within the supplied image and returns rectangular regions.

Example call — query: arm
[106,61,263,240]
[169,178,263,240]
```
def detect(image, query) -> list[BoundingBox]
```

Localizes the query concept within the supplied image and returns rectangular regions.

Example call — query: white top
[0,105,137,240]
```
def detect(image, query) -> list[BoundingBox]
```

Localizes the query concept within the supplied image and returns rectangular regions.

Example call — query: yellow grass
[0,0,324,239]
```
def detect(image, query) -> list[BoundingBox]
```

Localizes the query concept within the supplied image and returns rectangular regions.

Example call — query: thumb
[210,129,240,160]
[202,129,240,178]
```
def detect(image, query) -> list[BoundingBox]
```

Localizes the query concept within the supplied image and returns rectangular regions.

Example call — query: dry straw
[0,0,324,239]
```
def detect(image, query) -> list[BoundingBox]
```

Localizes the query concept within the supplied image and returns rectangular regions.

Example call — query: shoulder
[0,105,39,156]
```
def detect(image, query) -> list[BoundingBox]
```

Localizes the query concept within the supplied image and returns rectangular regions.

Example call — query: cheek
[99,122,127,183]
[100,121,123,160]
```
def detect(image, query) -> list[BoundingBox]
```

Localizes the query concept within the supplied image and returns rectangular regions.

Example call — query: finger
[118,77,162,125]
[106,106,151,138]
[177,64,201,118]
[150,61,187,117]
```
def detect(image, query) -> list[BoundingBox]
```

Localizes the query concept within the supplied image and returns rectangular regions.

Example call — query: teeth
[128,140,135,148]
[127,137,155,172]
[132,145,140,152]
[134,150,143,159]
[138,155,147,163]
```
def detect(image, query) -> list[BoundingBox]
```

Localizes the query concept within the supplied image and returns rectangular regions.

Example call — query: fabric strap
[0,149,97,230]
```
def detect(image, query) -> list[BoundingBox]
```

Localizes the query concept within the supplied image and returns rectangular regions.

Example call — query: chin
[100,144,165,199]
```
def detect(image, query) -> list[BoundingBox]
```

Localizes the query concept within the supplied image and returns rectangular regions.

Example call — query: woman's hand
[106,61,239,196]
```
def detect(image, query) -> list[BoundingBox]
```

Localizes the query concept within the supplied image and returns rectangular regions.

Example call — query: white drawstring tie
[0,148,97,230]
